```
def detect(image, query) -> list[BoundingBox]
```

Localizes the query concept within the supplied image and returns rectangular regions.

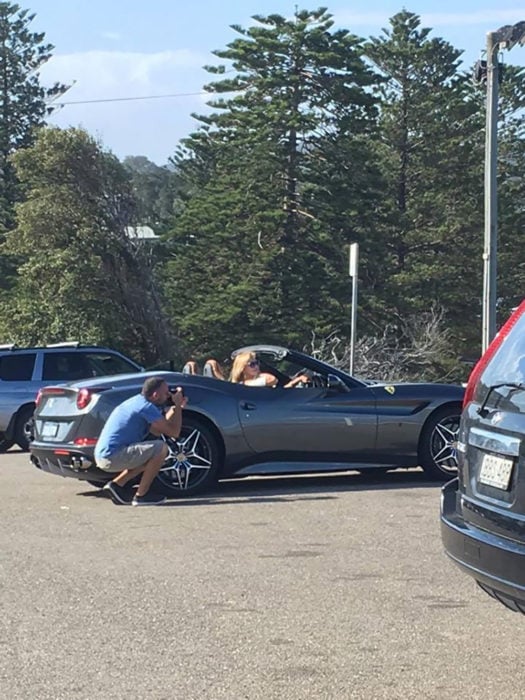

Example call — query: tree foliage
[365,11,486,354]
[0,128,175,365]
[122,155,179,235]
[0,1,68,290]
[163,8,381,359]
[2,7,525,378]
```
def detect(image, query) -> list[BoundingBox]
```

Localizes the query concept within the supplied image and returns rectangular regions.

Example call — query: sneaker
[103,481,133,505]
[131,492,167,506]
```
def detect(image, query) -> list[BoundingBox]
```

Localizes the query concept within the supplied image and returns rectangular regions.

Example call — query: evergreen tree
[122,155,179,235]
[366,10,485,355]
[164,8,381,358]
[0,1,67,291]
[491,63,525,325]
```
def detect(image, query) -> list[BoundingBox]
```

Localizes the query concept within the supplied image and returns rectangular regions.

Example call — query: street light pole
[482,31,499,353]
[480,21,525,353]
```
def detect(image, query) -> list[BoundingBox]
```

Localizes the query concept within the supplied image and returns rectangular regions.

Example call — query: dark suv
[0,343,142,451]
[441,300,525,612]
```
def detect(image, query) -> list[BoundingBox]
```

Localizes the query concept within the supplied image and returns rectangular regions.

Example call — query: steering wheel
[289,368,314,388]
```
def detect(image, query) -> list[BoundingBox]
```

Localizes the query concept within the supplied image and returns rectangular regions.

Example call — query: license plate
[41,422,59,438]
[479,453,514,490]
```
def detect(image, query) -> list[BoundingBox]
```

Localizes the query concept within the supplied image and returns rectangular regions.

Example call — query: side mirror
[327,374,349,392]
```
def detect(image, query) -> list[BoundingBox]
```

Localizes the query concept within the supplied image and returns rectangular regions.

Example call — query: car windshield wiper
[477,382,525,417]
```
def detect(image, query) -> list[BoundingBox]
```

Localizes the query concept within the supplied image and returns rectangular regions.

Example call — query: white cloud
[38,49,209,95]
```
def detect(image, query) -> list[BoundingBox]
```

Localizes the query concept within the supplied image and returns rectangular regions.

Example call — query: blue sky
[27,0,525,164]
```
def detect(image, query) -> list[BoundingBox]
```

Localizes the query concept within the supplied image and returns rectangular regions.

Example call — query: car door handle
[241,401,257,410]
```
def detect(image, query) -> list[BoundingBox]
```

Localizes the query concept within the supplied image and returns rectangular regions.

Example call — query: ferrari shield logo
[384,386,396,395]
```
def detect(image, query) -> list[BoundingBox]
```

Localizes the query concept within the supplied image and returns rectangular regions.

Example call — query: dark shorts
[96,441,166,473]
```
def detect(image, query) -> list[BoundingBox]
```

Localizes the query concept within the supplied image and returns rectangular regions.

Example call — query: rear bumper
[441,478,525,610]
[30,443,108,482]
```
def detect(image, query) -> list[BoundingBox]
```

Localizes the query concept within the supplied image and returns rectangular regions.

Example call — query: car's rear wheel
[15,405,35,451]
[155,417,221,497]
[419,405,461,480]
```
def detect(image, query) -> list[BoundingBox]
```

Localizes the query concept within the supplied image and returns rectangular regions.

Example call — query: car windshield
[257,352,312,380]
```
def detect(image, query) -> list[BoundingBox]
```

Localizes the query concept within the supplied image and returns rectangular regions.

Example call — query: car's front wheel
[155,417,221,497]
[419,405,461,480]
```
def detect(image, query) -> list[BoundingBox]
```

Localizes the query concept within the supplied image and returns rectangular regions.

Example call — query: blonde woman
[230,351,309,388]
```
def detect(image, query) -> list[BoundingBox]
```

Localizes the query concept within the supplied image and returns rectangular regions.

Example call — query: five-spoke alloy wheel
[419,406,461,479]
[155,417,221,496]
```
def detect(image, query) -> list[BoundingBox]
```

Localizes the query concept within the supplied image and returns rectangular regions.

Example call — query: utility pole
[480,21,525,352]
[482,31,499,353]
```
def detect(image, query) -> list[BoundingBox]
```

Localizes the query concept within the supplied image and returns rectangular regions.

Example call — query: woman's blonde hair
[230,351,256,383]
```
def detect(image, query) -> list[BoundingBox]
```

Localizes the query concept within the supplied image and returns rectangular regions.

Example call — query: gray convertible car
[29,344,464,496]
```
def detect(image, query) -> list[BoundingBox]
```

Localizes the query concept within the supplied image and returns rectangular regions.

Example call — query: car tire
[14,405,35,451]
[419,405,461,480]
[154,416,221,497]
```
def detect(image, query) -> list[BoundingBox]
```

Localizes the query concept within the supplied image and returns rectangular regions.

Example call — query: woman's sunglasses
[246,360,259,369]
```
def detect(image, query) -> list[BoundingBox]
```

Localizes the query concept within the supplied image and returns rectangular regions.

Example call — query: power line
[55,90,213,106]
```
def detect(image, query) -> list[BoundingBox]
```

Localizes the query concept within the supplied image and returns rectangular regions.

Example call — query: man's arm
[150,388,186,438]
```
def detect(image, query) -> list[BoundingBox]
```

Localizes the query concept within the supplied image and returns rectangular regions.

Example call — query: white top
[244,376,267,387]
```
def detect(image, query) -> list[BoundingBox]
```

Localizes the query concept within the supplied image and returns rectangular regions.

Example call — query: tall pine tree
[164,8,381,358]
[366,10,485,355]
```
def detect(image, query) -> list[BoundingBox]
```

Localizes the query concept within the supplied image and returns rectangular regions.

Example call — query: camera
[166,385,184,405]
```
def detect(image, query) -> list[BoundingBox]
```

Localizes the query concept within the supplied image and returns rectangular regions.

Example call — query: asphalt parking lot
[1,450,523,700]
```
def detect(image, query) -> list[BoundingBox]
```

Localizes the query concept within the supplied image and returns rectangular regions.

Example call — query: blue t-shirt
[94,394,163,459]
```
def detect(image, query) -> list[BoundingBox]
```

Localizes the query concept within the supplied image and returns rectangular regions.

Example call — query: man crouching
[94,376,186,506]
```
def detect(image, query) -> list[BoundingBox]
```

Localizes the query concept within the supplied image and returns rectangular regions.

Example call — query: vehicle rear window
[481,312,525,387]
[43,352,89,381]
[0,353,36,381]
[83,352,139,376]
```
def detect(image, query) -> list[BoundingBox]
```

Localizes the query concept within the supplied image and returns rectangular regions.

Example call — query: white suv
[0,342,142,451]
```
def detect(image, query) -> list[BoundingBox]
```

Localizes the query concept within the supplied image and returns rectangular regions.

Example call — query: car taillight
[463,299,525,409]
[76,388,92,410]
[73,437,98,447]
[35,389,43,407]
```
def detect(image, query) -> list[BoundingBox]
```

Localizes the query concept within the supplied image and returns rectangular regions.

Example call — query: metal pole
[350,273,358,375]
[482,32,499,353]
[348,243,359,375]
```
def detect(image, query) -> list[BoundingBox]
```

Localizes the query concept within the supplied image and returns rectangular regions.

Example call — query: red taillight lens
[35,389,43,407]
[463,300,525,409]
[76,388,92,410]
[73,437,98,447]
